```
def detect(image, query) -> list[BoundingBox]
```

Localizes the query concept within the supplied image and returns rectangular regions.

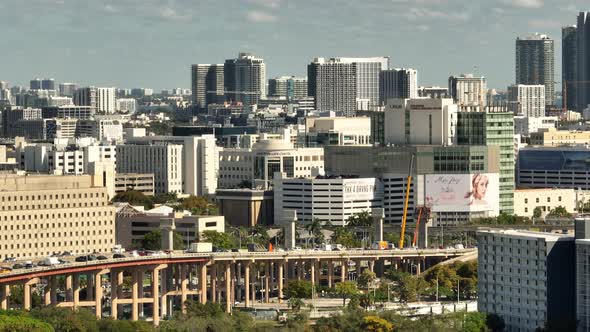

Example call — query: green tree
[363,315,393,332]
[533,206,543,219]
[180,195,213,215]
[0,316,54,332]
[547,205,571,218]
[288,297,304,312]
[335,281,359,307]
[151,192,178,205]
[332,227,360,248]
[357,269,377,289]
[201,230,235,249]
[29,307,97,332]
[486,313,506,332]
[142,230,184,250]
[112,190,154,209]
[283,280,313,299]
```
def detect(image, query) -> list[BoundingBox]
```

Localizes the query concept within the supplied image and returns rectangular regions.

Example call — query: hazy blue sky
[1,0,587,91]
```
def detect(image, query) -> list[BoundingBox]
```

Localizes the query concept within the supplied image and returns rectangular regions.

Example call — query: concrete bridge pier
[0,284,9,310]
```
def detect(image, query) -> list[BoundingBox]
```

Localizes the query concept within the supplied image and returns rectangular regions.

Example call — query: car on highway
[113,253,126,259]
[75,255,88,262]
[25,261,35,269]
[12,263,24,270]
[96,255,108,260]
[3,257,16,263]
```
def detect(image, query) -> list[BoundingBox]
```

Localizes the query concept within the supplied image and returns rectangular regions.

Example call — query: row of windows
[4,229,113,240]
[1,211,114,223]
[0,191,105,202]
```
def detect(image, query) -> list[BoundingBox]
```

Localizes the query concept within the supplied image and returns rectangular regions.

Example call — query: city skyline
[1,0,589,91]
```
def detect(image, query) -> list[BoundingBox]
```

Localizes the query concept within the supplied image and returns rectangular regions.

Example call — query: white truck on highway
[188,242,213,253]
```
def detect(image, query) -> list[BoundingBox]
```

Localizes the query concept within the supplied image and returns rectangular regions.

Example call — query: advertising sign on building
[425,173,499,213]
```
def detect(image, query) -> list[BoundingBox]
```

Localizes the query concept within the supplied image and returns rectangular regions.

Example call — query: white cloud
[500,0,544,9]
[404,7,470,21]
[245,0,282,9]
[246,10,277,23]
[159,7,192,21]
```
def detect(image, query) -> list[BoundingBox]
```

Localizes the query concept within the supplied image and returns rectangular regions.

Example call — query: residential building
[384,98,457,146]
[308,57,389,115]
[457,109,515,214]
[268,76,308,101]
[477,229,575,331]
[418,86,449,98]
[224,53,266,107]
[218,139,324,189]
[216,189,274,227]
[116,98,137,113]
[116,143,183,194]
[513,188,575,217]
[516,33,555,106]
[0,172,116,260]
[513,115,557,136]
[324,145,501,225]
[562,25,578,111]
[191,64,224,110]
[530,127,590,146]
[115,206,224,249]
[379,68,418,103]
[97,87,116,114]
[448,74,487,108]
[507,84,545,117]
[517,146,590,190]
[114,173,155,196]
[274,173,383,226]
[304,116,371,146]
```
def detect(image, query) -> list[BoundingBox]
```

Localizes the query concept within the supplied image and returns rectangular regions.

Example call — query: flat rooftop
[478,229,574,242]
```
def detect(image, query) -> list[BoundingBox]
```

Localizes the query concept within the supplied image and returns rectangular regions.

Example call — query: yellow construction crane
[399,155,414,249]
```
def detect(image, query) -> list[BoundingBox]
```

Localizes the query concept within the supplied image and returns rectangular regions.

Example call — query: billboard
[425,173,499,213]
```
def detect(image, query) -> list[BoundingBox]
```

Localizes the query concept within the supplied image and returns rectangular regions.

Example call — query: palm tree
[305,218,324,247]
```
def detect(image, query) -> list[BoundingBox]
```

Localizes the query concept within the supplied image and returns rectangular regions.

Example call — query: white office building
[478,229,575,331]
[308,57,389,115]
[379,68,418,103]
[448,74,487,109]
[97,87,116,114]
[274,173,383,226]
[384,98,457,146]
[116,143,183,194]
[219,140,324,189]
[304,116,371,146]
[508,84,545,117]
[17,139,116,176]
[124,135,219,196]
[513,115,557,136]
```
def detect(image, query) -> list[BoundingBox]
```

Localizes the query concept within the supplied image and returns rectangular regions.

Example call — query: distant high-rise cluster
[562,12,590,112]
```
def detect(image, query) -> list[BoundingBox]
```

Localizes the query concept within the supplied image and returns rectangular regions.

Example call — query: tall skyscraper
[576,12,590,112]
[59,83,79,97]
[515,33,555,106]
[379,68,418,103]
[448,74,487,109]
[268,76,308,101]
[308,57,389,115]
[41,78,56,90]
[224,53,266,107]
[562,25,578,111]
[30,78,42,90]
[191,64,224,111]
[73,87,97,109]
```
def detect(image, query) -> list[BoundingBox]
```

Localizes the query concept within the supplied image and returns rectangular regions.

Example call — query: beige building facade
[513,188,575,218]
[530,128,590,146]
[0,173,116,260]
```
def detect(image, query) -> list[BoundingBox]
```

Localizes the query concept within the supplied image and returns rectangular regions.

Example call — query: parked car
[75,256,88,262]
